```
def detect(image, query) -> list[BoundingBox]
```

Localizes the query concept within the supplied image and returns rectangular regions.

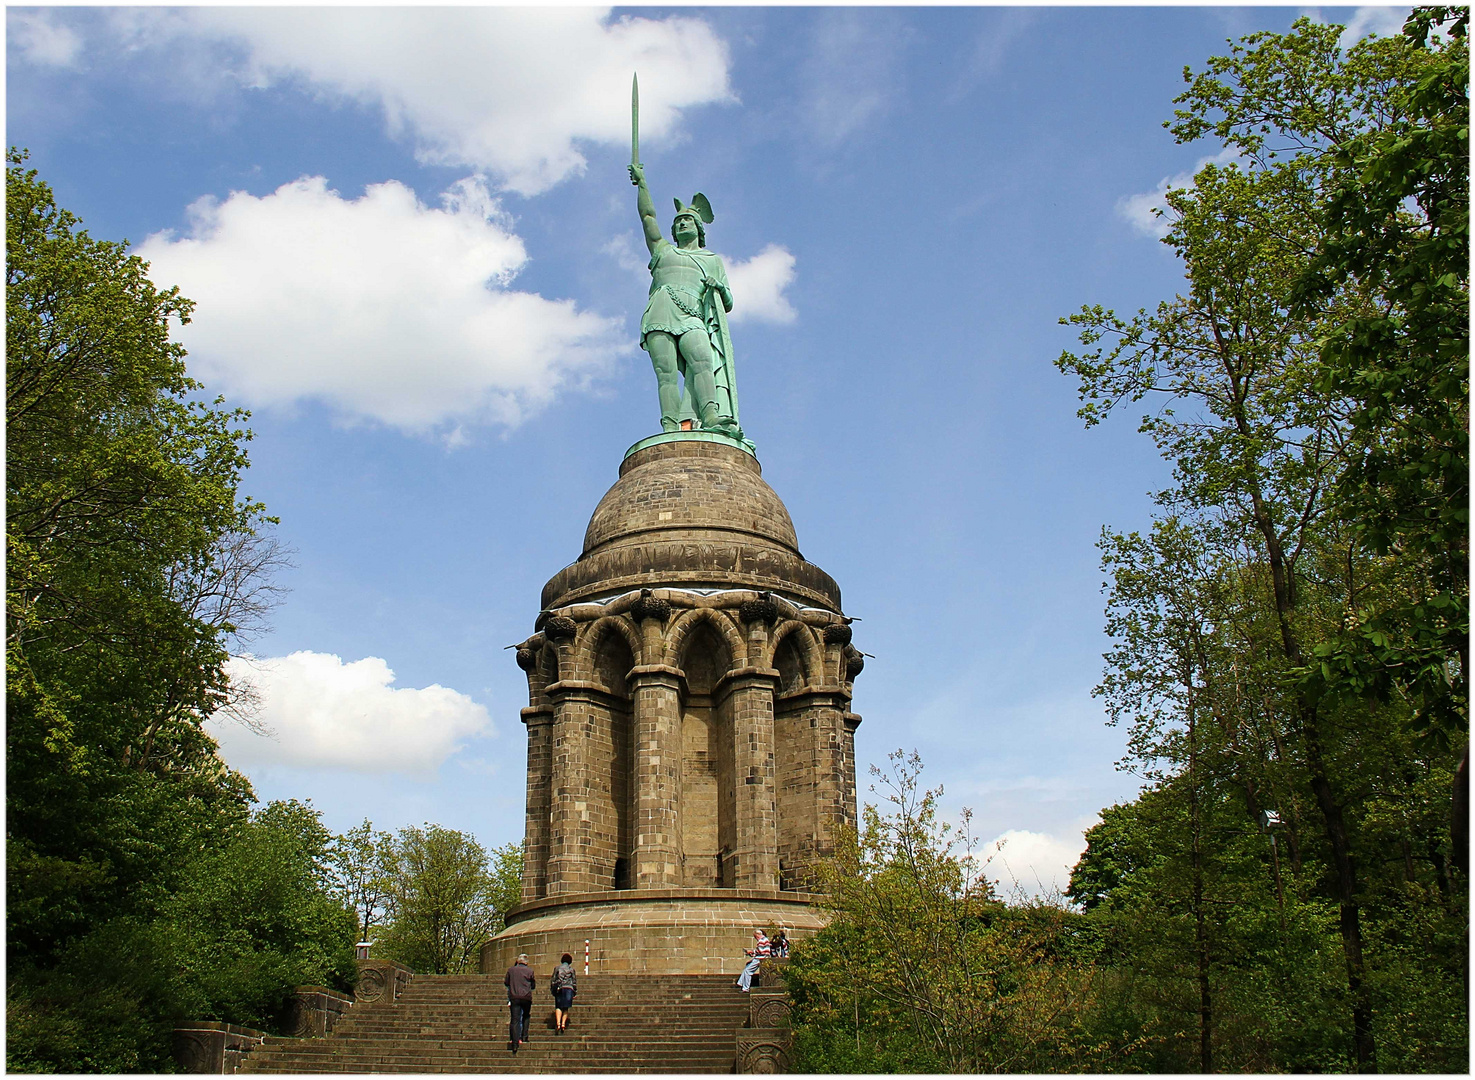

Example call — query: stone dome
[541,436,840,611]
[583,438,799,557]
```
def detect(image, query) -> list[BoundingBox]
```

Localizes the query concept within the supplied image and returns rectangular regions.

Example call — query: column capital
[715,666,781,700]
[774,686,849,708]
[521,705,554,728]
[628,663,684,685]
[546,680,625,707]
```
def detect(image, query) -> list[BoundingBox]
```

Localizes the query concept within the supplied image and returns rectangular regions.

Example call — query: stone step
[283,1034,740,1049]
[238,972,765,1074]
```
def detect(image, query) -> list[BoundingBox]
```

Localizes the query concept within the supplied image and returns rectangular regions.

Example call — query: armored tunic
[640,242,730,348]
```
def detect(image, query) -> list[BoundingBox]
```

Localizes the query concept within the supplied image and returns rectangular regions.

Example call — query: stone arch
[572,616,639,890]
[663,607,744,888]
[663,607,745,674]
[766,620,823,693]
[576,615,643,686]
[769,620,825,893]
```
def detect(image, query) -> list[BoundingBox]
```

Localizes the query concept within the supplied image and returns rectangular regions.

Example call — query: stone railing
[354,957,413,1004]
[171,1021,267,1074]
[173,970,395,1073]
[283,985,352,1037]
[737,958,795,1073]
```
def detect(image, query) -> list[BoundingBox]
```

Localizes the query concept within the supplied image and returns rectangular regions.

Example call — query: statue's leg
[677,330,721,429]
[646,332,683,432]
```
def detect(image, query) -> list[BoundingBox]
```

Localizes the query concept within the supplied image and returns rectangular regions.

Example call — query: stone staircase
[238,973,756,1074]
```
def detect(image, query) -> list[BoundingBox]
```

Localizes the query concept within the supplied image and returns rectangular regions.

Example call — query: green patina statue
[628,75,749,448]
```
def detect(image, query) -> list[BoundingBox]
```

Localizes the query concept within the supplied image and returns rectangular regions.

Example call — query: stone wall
[516,587,859,904]
[481,890,826,977]
[500,438,861,977]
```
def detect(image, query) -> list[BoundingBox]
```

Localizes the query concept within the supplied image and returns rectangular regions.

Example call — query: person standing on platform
[551,952,578,1033]
[505,953,536,1051]
[772,928,789,958]
[736,929,770,992]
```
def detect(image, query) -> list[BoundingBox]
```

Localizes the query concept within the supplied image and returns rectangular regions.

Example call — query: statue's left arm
[712,258,733,313]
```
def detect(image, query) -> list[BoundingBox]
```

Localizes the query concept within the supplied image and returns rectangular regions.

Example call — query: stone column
[521,705,554,903]
[842,712,863,830]
[629,663,684,887]
[720,666,781,889]
[546,680,600,895]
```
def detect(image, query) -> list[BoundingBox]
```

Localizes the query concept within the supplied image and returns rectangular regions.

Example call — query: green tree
[1058,18,1466,1070]
[376,825,522,975]
[7,801,357,1073]
[786,752,1123,1073]
[5,152,341,1073]
[1294,7,1468,753]
[328,818,398,943]
[7,147,283,967]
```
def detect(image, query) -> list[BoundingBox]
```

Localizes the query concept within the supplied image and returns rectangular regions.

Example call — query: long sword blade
[631,73,640,166]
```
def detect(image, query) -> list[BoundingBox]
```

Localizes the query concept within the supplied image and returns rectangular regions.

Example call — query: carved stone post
[721,666,781,889]
[629,663,684,887]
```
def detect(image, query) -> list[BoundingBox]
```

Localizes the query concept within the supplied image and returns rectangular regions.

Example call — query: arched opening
[591,627,635,890]
[773,630,813,891]
[679,619,734,887]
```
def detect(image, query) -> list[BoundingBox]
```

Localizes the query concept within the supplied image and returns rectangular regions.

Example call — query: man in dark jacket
[505,953,536,1051]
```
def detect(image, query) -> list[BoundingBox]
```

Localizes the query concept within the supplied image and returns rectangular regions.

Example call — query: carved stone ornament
[286,999,315,1038]
[631,590,671,623]
[753,995,793,1028]
[543,615,578,641]
[173,1032,214,1074]
[356,966,386,1003]
[515,647,538,671]
[822,622,852,646]
[737,1031,793,1074]
[739,597,779,625]
[844,646,865,679]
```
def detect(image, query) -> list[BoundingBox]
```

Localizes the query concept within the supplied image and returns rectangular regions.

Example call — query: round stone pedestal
[480,889,824,976]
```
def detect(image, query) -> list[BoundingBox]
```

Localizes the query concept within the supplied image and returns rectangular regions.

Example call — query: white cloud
[725,244,797,325]
[983,827,1091,899]
[9,10,82,67]
[948,8,1038,101]
[143,8,733,196]
[137,175,626,436]
[1337,6,1410,50]
[799,9,910,147]
[603,231,650,277]
[1117,148,1242,239]
[211,652,491,778]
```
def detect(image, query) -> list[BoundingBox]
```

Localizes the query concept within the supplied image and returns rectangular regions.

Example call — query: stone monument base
[480,889,826,976]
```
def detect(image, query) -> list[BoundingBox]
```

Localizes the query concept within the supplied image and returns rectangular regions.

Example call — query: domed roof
[583,438,800,557]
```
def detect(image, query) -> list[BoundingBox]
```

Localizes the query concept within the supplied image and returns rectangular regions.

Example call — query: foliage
[787,752,1135,1073]
[1293,7,1469,743]
[328,818,398,942]
[7,802,357,1073]
[1056,13,1467,1071]
[163,800,359,1028]
[5,152,349,1073]
[373,825,523,975]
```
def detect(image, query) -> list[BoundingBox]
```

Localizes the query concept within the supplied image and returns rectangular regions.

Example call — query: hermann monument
[481,78,864,976]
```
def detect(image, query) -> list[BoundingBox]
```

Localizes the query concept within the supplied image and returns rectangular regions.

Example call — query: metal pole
[584,939,590,976]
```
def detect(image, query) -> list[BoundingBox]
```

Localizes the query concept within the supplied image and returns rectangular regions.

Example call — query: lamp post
[1260,810,1287,931]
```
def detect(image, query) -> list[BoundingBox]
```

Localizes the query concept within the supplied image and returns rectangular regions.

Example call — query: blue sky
[8,4,1407,894]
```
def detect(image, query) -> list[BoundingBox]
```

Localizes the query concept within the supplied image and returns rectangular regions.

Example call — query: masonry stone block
[501,438,861,973]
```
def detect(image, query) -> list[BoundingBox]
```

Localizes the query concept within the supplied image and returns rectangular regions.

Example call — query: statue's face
[673,214,700,244]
